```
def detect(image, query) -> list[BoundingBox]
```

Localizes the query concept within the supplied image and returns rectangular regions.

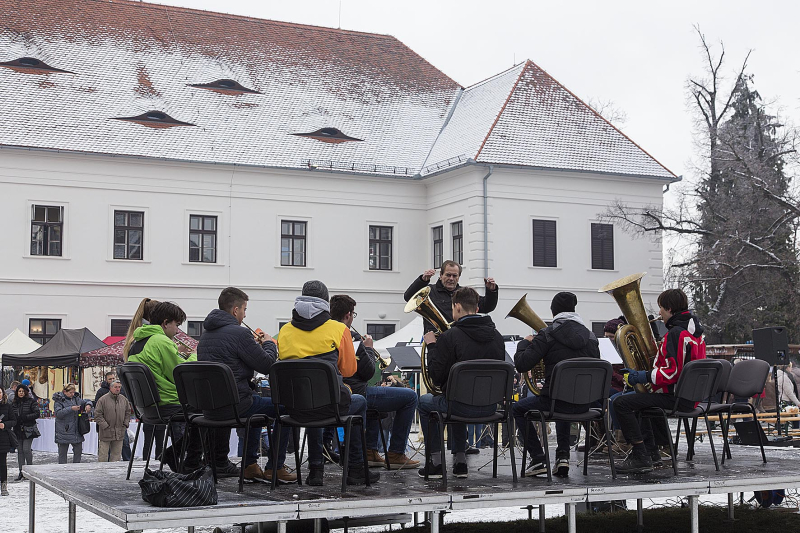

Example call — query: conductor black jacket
[427,314,505,393]
[514,313,600,397]
[404,276,499,334]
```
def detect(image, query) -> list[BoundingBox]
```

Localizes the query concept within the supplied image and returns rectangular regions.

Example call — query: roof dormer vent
[0,57,72,74]
[190,79,261,95]
[113,111,194,129]
[292,127,363,144]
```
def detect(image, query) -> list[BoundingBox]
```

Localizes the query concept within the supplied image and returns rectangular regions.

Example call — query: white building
[0,0,676,345]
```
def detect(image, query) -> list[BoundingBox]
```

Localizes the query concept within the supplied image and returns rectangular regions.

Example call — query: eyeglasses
[351,312,358,319]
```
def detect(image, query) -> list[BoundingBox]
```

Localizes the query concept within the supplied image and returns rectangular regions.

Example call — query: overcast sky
[157,0,799,183]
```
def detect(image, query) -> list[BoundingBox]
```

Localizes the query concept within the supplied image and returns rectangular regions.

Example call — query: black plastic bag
[139,466,218,508]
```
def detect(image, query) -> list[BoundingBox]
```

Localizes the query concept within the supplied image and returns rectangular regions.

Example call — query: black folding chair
[704,358,770,464]
[521,358,615,482]
[683,359,731,461]
[117,362,182,480]
[366,409,391,470]
[173,362,273,493]
[269,360,369,494]
[425,360,517,488]
[642,359,724,474]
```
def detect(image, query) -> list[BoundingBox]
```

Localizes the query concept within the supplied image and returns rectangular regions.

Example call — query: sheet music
[352,341,361,353]
[598,337,623,364]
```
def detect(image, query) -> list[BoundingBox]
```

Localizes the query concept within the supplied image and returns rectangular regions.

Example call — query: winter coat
[198,309,279,416]
[53,392,92,444]
[11,396,39,439]
[128,324,196,406]
[94,381,111,403]
[514,312,600,397]
[94,392,133,442]
[0,402,16,454]
[343,330,378,396]
[427,314,506,394]
[404,276,500,334]
[648,311,706,394]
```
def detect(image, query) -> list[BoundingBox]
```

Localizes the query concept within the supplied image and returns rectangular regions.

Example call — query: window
[432,226,443,269]
[29,318,61,345]
[367,323,396,341]
[280,220,307,266]
[532,219,557,267]
[110,319,131,337]
[113,210,144,260]
[187,321,204,341]
[31,205,63,256]
[591,322,607,339]
[451,221,463,265]
[189,215,217,263]
[591,223,614,270]
[368,225,392,270]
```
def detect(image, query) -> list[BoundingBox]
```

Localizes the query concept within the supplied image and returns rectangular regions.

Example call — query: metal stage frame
[23,443,800,533]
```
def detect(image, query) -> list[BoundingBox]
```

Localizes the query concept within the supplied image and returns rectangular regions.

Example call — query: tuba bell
[598,272,658,394]
[505,294,547,396]
[404,286,450,394]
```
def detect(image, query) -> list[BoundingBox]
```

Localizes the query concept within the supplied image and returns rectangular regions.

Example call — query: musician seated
[513,292,600,478]
[416,287,506,479]
[197,287,296,484]
[404,260,499,334]
[276,281,377,487]
[613,289,706,474]
[330,295,420,470]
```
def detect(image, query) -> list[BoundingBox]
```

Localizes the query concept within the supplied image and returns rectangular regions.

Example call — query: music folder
[387,345,422,371]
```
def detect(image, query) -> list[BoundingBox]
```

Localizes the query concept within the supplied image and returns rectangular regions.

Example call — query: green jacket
[128,325,196,406]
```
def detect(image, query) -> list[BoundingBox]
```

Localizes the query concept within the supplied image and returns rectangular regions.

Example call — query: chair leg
[673,416,682,460]
[360,418,370,487]
[539,413,551,483]
[663,413,678,476]
[604,422,617,479]
[583,422,590,476]
[435,413,447,489]
[239,421,251,493]
[341,420,352,494]
[143,426,155,474]
[704,414,719,471]
[521,414,530,479]
[377,415,391,470]
[271,423,282,490]
[158,423,172,473]
[425,416,432,481]
[292,426,303,487]
[688,417,699,460]
[507,415,517,483]
[720,411,730,465]
[492,422,499,478]
[209,431,218,484]
[750,405,767,464]
[127,421,141,480]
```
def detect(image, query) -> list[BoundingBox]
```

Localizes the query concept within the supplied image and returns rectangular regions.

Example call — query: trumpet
[242,321,267,343]
[351,326,390,370]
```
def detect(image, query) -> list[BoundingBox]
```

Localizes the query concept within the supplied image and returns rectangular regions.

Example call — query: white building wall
[0,148,667,342]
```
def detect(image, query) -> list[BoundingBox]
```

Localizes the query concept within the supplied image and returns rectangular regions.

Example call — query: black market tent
[2,328,106,367]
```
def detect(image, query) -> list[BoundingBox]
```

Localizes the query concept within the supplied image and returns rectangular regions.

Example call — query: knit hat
[604,318,625,334]
[550,292,578,315]
[302,280,329,302]
[21,379,31,387]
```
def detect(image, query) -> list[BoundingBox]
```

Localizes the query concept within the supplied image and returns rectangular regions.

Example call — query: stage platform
[23,443,800,533]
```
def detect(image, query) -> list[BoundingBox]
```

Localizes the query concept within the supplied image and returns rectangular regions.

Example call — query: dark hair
[440,260,462,276]
[330,295,357,321]
[105,371,115,380]
[149,301,187,327]
[14,384,30,402]
[219,287,249,313]
[451,287,479,313]
[657,289,689,313]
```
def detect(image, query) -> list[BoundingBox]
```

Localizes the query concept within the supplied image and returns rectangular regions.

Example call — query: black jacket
[343,330,378,396]
[404,276,499,334]
[95,381,111,403]
[514,314,600,397]
[428,314,505,393]
[0,402,16,454]
[198,309,278,416]
[12,396,39,437]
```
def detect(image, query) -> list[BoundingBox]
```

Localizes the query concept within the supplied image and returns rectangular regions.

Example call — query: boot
[1,482,8,496]
[346,465,380,485]
[14,472,24,482]
[306,465,324,487]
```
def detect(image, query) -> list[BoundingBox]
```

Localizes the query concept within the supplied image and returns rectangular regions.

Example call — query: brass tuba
[505,294,547,396]
[404,286,451,394]
[598,272,658,394]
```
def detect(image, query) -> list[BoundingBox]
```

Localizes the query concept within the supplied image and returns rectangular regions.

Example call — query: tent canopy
[373,317,424,361]
[2,328,106,367]
[0,328,41,365]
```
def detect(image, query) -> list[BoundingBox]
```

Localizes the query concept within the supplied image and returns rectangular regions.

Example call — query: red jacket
[650,311,706,393]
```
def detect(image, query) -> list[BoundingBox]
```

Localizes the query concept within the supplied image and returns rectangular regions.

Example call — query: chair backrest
[712,358,733,395]
[445,360,515,407]
[674,359,723,403]
[549,358,612,405]
[117,362,162,416]
[269,360,340,417]
[726,358,770,399]
[172,361,240,414]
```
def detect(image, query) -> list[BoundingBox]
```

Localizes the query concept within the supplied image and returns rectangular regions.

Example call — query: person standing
[12,384,40,479]
[0,387,16,496]
[96,371,132,462]
[416,287,506,479]
[332,295,419,470]
[513,292,601,478]
[53,383,92,464]
[94,381,133,462]
[198,287,296,484]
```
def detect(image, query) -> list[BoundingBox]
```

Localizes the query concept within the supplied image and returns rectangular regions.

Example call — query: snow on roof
[475,61,676,179]
[0,1,675,180]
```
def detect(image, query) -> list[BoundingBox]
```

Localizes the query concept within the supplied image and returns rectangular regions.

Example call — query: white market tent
[372,317,424,362]
[0,328,41,365]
